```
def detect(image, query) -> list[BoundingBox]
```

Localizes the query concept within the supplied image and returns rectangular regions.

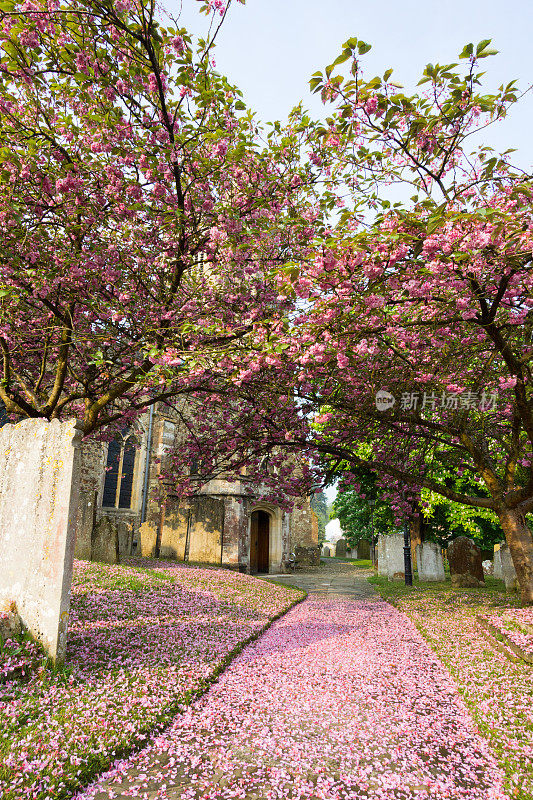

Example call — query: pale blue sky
[168,0,532,168]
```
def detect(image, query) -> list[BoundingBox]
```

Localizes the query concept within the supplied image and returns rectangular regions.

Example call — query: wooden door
[250,510,270,573]
[257,511,270,573]
[250,512,259,573]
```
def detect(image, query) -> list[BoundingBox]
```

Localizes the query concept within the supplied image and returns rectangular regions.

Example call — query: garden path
[80,562,507,800]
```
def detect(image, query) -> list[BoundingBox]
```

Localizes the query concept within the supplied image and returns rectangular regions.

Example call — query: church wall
[159,496,189,560]
[222,495,245,569]
[75,403,316,571]
[187,496,224,563]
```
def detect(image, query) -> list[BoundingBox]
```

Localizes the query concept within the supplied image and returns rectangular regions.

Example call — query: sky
[166,0,532,506]
[168,0,532,168]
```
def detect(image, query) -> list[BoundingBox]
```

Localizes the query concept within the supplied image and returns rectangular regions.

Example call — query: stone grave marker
[0,418,82,663]
[139,521,158,557]
[493,544,504,580]
[358,539,371,560]
[377,534,409,580]
[386,533,408,580]
[377,535,388,576]
[416,541,445,581]
[335,538,347,558]
[322,546,331,558]
[499,543,518,591]
[116,521,134,559]
[447,536,484,587]
[91,518,119,564]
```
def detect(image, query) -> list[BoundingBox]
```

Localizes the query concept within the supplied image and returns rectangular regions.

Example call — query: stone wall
[289,499,319,548]
[0,419,82,662]
[187,496,224,563]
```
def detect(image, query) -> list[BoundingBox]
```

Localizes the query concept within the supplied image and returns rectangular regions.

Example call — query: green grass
[344,558,373,568]
[368,572,511,602]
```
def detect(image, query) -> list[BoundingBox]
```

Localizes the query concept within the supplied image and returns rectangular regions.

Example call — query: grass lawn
[368,571,533,800]
[0,558,303,800]
[343,558,373,568]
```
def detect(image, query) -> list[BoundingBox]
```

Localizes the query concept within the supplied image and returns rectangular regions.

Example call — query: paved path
[79,563,506,800]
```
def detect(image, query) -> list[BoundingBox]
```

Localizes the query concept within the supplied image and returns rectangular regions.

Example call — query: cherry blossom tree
[280,40,533,601]
[0,0,316,434]
[164,42,533,603]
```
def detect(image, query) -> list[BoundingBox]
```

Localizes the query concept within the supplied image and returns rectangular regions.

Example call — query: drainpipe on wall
[140,403,155,524]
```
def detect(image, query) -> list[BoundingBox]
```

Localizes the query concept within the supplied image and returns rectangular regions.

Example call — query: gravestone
[91,518,119,564]
[139,521,158,558]
[74,489,97,561]
[482,559,494,576]
[322,546,331,558]
[493,544,504,580]
[386,533,408,580]
[447,536,484,587]
[377,534,409,580]
[416,541,445,581]
[377,535,388,576]
[358,539,371,560]
[159,497,188,559]
[499,543,518,591]
[335,538,347,558]
[0,418,82,663]
[116,521,134,560]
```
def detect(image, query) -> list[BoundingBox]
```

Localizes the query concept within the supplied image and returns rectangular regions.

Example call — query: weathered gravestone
[91,518,119,564]
[377,534,409,580]
[447,536,484,587]
[159,496,189,559]
[74,489,97,561]
[377,535,388,576]
[499,543,518,591]
[116,520,134,559]
[139,521,158,558]
[493,544,504,580]
[416,541,445,582]
[0,418,82,663]
[357,539,371,560]
[335,538,347,558]
[322,546,331,558]
[385,533,408,580]
[482,559,494,576]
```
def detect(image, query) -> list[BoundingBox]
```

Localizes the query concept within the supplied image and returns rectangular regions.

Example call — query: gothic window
[102,434,137,509]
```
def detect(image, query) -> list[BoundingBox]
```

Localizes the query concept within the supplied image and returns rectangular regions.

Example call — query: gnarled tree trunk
[496,506,533,604]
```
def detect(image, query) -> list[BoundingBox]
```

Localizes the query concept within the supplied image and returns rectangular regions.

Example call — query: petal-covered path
[78,563,507,800]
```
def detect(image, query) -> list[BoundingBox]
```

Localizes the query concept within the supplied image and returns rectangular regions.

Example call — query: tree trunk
[409,504,426,566]
[497,506,533,604]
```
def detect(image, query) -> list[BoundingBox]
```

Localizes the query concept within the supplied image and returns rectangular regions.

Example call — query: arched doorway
[250,510,270,573]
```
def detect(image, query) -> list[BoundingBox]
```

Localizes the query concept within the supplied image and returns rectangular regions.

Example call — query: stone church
[74,403,319,573]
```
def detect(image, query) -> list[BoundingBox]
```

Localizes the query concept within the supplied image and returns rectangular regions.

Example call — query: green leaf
[477,47,499,58]
[476,39,492,54]
[459,43,474,59]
